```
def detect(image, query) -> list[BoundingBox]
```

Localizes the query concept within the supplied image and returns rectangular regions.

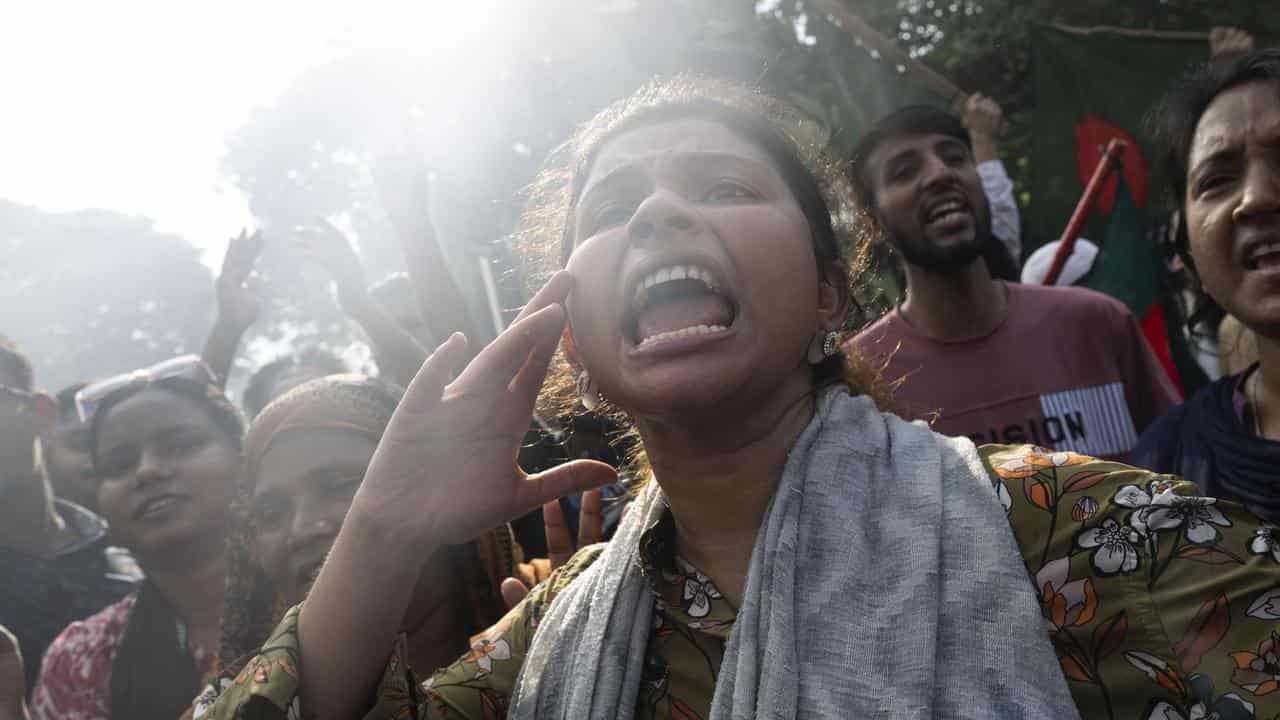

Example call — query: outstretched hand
[351,271,618,555]
[296,220,367,299]
[215,229,264,330]
[501,488,604,609]
[960,92,1003,139]
[1209,27,1254,58]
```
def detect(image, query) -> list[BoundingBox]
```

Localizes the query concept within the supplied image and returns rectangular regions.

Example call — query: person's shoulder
[1134,373,1236,465]
[1010,282,1132,319]
[850,310,907,351]
[43,592,136,657]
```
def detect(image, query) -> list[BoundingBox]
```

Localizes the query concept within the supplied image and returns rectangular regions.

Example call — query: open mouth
[922,195,971,228]
[134,494,186,520]
[626,262,737,349]
[1246,241,1280,271]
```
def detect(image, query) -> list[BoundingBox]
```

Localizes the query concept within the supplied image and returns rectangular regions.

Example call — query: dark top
[0,499,141,696]
[1133,364,1280,521]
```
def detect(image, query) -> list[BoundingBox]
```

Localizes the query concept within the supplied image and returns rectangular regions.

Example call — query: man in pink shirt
[849,105,1179,460]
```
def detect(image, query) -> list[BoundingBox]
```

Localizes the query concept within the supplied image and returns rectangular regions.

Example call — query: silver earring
[576,369,602,411]
[807,330,839,364]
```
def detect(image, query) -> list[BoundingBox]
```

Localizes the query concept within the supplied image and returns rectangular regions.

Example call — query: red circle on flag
[1074,115,1148,211]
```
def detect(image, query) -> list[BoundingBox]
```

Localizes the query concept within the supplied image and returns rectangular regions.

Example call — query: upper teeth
[930,201,963,219]
[1250,242,1280,260]
[634,264,720,307]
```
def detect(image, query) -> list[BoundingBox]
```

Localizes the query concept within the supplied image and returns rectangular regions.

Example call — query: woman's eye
[98,449,138,477]
[323,475,363,496]
[592,203,634,233]
[1196,174,1236,196]
[705,182,757,203]
[164,435,206,457]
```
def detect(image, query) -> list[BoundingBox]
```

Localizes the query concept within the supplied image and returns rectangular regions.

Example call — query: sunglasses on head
[75,355,217,423]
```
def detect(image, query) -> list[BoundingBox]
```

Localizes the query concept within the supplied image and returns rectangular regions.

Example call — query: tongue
[637,294,733,341]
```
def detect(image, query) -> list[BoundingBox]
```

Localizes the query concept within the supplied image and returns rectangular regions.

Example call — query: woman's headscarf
[217,374,520,670]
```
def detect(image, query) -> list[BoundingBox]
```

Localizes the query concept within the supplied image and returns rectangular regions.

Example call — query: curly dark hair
[515,74,893,481]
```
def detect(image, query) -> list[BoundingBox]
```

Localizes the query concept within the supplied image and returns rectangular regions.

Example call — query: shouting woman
[210,77,1280,720]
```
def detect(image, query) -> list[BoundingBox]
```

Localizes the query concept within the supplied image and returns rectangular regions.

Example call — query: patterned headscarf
[217,374,519,670]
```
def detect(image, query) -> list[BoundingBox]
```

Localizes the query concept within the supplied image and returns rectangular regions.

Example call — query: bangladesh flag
[1030,24,1209,395]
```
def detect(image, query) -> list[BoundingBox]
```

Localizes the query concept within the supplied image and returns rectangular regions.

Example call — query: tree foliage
[0,200,214,391]
[6,0,1273,388]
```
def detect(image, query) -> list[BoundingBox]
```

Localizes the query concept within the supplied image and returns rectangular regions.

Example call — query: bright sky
[0,0,495,265]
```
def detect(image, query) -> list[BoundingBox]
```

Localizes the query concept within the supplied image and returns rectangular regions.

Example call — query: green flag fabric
[1029,24,1205,246]
[1031,25,1209,394]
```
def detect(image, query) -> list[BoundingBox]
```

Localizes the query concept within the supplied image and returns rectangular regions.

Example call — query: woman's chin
[613,365,744,419]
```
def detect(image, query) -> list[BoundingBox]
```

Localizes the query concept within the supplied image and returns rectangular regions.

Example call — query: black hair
[1150,48,1280,332]
[0,337,35,392]
[242,347,347,419]
[849,104,971,212]
[87,377,245,473]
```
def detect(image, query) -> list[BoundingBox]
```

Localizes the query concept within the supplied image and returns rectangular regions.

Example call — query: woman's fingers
[518,460,618,523]
[397,333,470,414]
[457,303,564,392]
[543,500,573,569]
[578,488,603,547]
[500,578,530,610]
[508,305,568,401]
[512,271,574,325]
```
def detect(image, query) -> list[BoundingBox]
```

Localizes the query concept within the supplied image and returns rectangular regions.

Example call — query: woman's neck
[1253,334,1280,441]
[636,376,817,608]
[137,534,227,654]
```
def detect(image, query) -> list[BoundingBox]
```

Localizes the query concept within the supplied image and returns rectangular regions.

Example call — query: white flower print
[1130,492,1232,545]
[994,481,1012,515]
[463,632,512,678]
[1248,588,1280,621]
[675,557,723,619]
[1250,527,1280,564]
[1076,518,1142,575]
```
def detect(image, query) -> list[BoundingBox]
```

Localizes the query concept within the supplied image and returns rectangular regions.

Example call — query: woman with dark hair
[192,374,518,716]
[30,358,243,720]
[1133,48,1280,521]
[210,76,1280,720]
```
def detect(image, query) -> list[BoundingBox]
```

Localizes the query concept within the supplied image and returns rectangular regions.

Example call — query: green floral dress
[198,445,1280,720]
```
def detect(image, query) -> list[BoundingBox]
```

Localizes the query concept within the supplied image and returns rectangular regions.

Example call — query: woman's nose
[628,190,701,246]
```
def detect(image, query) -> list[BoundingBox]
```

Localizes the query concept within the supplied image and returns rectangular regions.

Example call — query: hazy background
[2,0,1271,395]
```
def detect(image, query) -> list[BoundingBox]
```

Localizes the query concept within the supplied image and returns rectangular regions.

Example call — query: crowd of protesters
[2,25,1279,720]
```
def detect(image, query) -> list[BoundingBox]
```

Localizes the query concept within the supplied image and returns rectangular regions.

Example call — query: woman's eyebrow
[580,151,769,201]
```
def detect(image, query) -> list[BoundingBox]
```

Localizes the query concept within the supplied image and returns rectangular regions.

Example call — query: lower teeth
[638,324,727,347]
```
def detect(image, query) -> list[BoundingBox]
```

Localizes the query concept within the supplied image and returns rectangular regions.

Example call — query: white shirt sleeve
[978,159,1021,262]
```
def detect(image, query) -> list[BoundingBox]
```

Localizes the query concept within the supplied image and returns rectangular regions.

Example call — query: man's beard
[886,208,993,273]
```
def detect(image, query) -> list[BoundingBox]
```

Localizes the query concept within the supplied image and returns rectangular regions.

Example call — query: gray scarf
[510,388,1078,719]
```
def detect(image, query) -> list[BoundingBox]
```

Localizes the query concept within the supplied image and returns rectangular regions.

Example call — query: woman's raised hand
[351,271,618,553]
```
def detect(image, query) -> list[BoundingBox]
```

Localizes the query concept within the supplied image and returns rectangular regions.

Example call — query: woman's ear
[817,263,852,332]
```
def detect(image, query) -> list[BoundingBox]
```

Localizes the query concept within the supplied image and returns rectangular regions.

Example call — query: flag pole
[1043,138,1127,286]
